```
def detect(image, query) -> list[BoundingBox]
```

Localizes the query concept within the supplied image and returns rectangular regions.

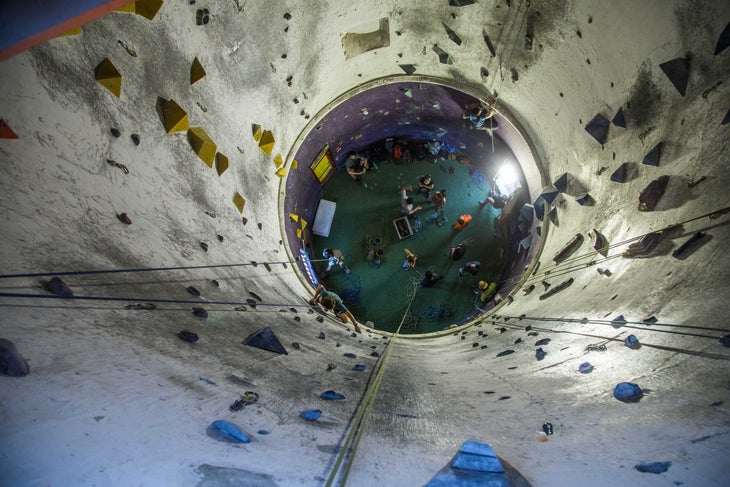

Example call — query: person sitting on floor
[449,242,467,261]
[417,174,435,199]
[400,186,423,218]
[403,248,418,269]
[430,189,447,210]
[421,270,444,287]
[458,261,480,277]
[452,214,472,231]
[309,284,362,333]
[346,153,369,182]
[322,248,350,274]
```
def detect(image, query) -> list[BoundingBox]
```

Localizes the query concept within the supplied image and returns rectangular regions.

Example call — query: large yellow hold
[95,58,122,98]
[188,127,217,168]
[162,99,188,133]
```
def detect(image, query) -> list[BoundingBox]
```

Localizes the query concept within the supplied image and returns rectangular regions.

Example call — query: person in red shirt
[430,189,447,210]
[452,214,472,230]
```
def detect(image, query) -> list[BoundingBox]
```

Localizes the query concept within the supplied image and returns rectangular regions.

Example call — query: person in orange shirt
[452,214,472,230]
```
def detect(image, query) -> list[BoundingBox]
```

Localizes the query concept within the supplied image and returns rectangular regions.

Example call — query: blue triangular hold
[299,409,322,421]
[540,185,559,204]
[721,108,730,126]
[715,21,729,55]
[659,58,689,96]
[584,113,610,144]
[243,326,288,354]
[425,440,508,486]
[547,207,558,225]
[534,197,546,221]
[452,452,505,473]
[520,203,534,222]
[210,420,251,443]
[320,390,346,400]
[553,172,569,193]
[642,142,661,166]
[575,193,594,206]
[612,107,626,128]
[610,162,636,183]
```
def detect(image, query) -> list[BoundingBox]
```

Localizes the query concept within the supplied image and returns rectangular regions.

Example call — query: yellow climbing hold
[291,160,298,169]
[134,0,164,20]
[296,228,303,238]
[233,192,245,214]
[258,130,275,155]
[95,58,122,98]
[300,218,308,229]
[275,167,286,178]
[162,99,189,133]
[215,152,229,176]
[289,213,299,223]
[252,124,262,142]
[188,126,217,168]
[190,57,206,85]
[273,154,283,168]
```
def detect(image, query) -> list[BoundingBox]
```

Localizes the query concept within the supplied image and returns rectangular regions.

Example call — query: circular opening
[284,79,542,334]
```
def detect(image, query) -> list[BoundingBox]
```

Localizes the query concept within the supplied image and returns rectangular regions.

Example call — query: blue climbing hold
[187,286,201,297]
[624,334,640,348]
[48,277,73,298]
[635,461,671,474]
[192,307,208,319]
[299,409,322,421]
[243,326,288,355]
[642,316,658,325]
[257,429,270,435]
[343,353,356,358]
[578,362,593,374]
[352,364,366,371]
[535,348,546,361]
[496,349,514,357]
[613,382,643,402]
[210,420,250,443]
[535,338,551,346]
[320,390,346,400]
[584,113,611,144]
[612,315,627,326]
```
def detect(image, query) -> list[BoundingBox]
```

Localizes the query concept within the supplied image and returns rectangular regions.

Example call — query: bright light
[494,162,521,197]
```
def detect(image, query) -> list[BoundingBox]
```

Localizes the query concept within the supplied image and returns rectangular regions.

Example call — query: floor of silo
[312,154,510,334]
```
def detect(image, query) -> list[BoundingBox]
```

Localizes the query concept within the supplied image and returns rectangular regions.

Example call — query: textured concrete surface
[0,1,729,486]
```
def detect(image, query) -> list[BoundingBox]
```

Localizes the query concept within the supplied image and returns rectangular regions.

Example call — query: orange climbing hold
[0,119,19,139]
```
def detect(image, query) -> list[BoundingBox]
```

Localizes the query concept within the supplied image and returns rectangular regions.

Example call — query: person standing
[452,214,472,231]
[400,186,423,218]
[322,248,350,274]
[430,189,447,210]
[403,248,418,269]
[458,261,480,277]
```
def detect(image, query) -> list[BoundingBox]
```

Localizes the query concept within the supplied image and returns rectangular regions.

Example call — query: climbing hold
[399,64,416,75]
[547,207,558,225]
[326,363,336,371]
[0,119,19,139]
[131,133,140,145]
[659,57,689,96]
[672,232,706,259]
[291,342,301,350]
[316,317,324,324]
[110,127,121,138]
[553,173,569,193]
[216,234,224,243]
[624,334,640,349]
[635,461,671,474]
[715,21,730,55]
[131,0,163,20]
[575,193,594,206]
[496,350,514,357]
[578,362,593,374]
[162,99,189,133]
[233,192,245,214]
[539,278,574,300]
[553,234,584,263]
[589,228,609,257]
[0,338,30,377]
[613,382,643,402]
[117,212,132,225]
[533,197,546,221]
[94,58,122,98]
[539,185,560,204]
[178,329,199,343]
[623,232,662,257]
[209,420,250,443]
[257,430,270,435]
[642,142,661,166]
[611,162,636,183]
[210,279,219,287]
[343,353,356,358]
[353,364,366,371]
[612,315,627,326]
[249,291,262,302]
[317,331,326,339]
[200,242,208,252]
[443,23,462,45]
[215,152,229,176]
[47,277,73,297]
[258,130,275,155]
[299,409,321,421]
[720,335,730,347]
[320,390,346,400]
[243,326,288,355]
[722,108,730,125]
[542,422,553,435]
[432,45,453,64]
[187,286,200,296]
[638,175,670,211]
[192,307,208,319]
[535,348,546,360]
[642,316,657,325]
[584,113,610,144]
[612,107,626,128]
[188,126,217,167]
[370,351,380,357]
[535,338,551,346]
[190,57,206,84]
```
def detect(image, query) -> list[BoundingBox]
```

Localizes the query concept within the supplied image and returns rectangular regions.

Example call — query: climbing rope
[325,276,421,486]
